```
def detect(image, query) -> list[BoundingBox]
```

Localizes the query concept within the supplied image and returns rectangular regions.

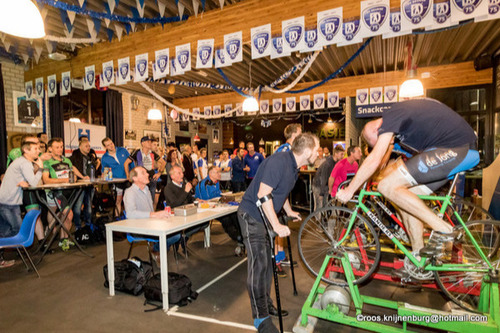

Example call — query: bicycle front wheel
[434,219,500,313]
[298,206,381,286]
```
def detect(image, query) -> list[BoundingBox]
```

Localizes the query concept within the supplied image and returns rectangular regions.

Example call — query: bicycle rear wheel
[298,206,381,286]
[434,220,500,312]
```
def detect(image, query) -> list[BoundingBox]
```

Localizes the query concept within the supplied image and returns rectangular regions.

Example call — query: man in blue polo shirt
[238,133,320,333]
[243,142,264,187]
[231,148,246,192]
[101,137,130,217]
[275,123,302,153]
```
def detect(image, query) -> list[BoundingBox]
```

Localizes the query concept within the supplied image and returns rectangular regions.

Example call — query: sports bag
[103,257,153,296]
[144,272,198,309]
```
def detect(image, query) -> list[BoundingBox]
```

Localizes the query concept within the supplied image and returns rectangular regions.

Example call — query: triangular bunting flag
[64,27,75,38]
[45,40,54,53]
[178,2,185,18]
[201,0,206,11]
[104,18,110,28]
[106,28,114,42]
[192,0,199,17]
[29,39,33,45]
[67,10,76,25]
[40,7,49,20]
[92,17,101,35]
[114,24,123,41]
[218,0,224,10]
[107,0,116,14]
[129,20,135,32]
[59,9,74,33]
[0,33,4,43]
[136,0,145,18]
[125,23,131,35]
[21,54,29,64]
[86,18,95,36]
[70,43,76,52]
[158,0,166,16]
[3,40,11,52]
[34,46,43,64]
[78,0,86,7]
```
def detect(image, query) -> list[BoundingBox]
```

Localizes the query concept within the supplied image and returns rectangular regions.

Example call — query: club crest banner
[176,43,191,72]
[224,31,243,64]
[215,48,230,68]
[427,0,454,29]
[84,65,95,90]
[450,0,488,23]
[47,74,57,97]
[302,28,322,53]
[383,9,412,38]
[286,97,296,112]
[384,85,398,103]
[360,0,391,38]
[25,81,33,99]
[282,17,305,54]
[117,57,130,85]
[327,91,339,108]
[251,24,272,59]
[236,103,244,117]
[271,35,290,59]
[313,93,325,110]
[300,95,311,110]
[196,39,214,69]
[101,60,114,87]
[273,98,283,113]
[370,87,383,104]
[154,48,169,80]
[224,104,232,118]
[192,107,200,120]
[317,7,343,47]
[204,106,212,116]
[260,100,269,114]
[356,88,369,105]
[213,105,221,115]
[171,58,184,77]
[61,71,71,96]
[401,0,434,31]
[35,77,44,98]
[339,17,363,46]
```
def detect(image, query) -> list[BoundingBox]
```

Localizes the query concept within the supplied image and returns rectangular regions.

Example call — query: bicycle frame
[335,189,495,273]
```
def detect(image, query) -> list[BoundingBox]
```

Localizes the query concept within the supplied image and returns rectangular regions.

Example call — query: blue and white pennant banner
[251,24,272,59]
[117,57,130,85]
[84,65,95,90]
[196,39,214,69]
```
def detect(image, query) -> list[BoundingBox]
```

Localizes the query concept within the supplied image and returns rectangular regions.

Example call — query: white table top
[105,205,238,235]
[24,178,128,190]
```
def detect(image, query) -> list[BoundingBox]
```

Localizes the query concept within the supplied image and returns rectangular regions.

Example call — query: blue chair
[0,210,41,277]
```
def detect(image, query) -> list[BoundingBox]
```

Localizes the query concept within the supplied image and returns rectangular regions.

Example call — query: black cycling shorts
[400,145,479,192]
[23,191,40,210]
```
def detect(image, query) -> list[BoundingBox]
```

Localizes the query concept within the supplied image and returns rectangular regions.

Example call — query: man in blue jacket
[231,148,246,192]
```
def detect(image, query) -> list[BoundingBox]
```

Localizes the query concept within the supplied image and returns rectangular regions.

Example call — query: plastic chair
[0,210,42,277]
[126,233,181,268]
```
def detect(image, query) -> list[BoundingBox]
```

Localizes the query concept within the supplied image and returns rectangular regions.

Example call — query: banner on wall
[302,28,322,53]
[338,17,363,46]
[260,100,269,114]
[251,24,272,59]
[47,74,57,97]
[300,95,310,110]
[383,9,411,38]
[153,48,169,80]
[236,103,244,117]
[213,105,221,116]
[25,81,33,99]
[270,35,289,59]
[450,0,488,23]
[101,60,114,87]
[196,39,214,69]
[317,7,343,47]
[282,16,305,54]
[314,93,325,109]
[224,104,232,118]
[427,0,454,30]
[273,98,283,113]
[170,58,184,76]
[117,57,130,85]
[84,65,95,90]
[35,77,44,98]
[359,0,391,38]
[285,97,296,112]
[192,107,200,120]
[356,88,369,105]
[61,71,71,96]
[176,43,192,73]
[400,0,434,31]
[327,91,339,108]
[203,106,212,116]
[384,85,398,103]
[224,31,243,64]
[370,87,383,104]
[64,121,106,156]
[215,48,230,68]
[135,53,149,82]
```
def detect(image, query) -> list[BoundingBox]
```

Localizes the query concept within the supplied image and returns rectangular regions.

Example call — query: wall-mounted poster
[13,91,42,128]
[143,130,161,142]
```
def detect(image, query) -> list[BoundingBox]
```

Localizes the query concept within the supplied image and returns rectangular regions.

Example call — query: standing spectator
[275,124,302,153]
[165,149,182,178]
[328,146,362,197]
[167,141,183,166]
[313,147,325,169]
[150,139,166,209]
[233,141,247,157]
[258,146,267,159]
[194,148,208,181]
[312,145,345,211]
[231,148,246,192]
[101,137,130,217]
[124,136,162,201]
[323,147,330,157]
[182,145,196,185]
[0,141,44,267]
[7,134,38,167]
[191,144,200,163]
[216,150,232,191]
[70,140,98,229]
[37,132,48,144]
[243,143,264,187]
[39,141,48,154]
[43,138,87,251]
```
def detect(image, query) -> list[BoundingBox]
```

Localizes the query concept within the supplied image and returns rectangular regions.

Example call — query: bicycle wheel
[438,194,493,225]
[434,220,500,312]
[298,206,381,286]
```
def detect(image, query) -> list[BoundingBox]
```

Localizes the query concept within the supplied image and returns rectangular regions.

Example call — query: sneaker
[0,259,15,268]
[280,257,298,267]
[67,239,75,247]
[419,230,460,258]
[276,263,287,278]
[58,239,70,252]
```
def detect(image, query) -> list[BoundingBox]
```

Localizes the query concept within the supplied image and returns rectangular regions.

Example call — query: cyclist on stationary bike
[336,98,479,258]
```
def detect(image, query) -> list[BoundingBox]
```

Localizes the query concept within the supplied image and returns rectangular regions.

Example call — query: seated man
[164,165,194,208]
[195,166,243,247]
[337,98,479,258]
[123,166,181,256]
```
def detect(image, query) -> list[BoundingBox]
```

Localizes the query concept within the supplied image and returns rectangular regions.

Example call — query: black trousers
[231,181,246,193]
[237,209,274,319]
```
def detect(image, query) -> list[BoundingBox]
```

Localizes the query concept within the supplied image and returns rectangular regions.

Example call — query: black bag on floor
[103,257,153,296]
[144,272,198,309]
[75,225,94,245]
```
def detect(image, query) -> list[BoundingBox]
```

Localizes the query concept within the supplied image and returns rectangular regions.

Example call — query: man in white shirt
[216,150,232,191]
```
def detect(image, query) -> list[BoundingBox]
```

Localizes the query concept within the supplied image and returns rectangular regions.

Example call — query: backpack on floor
[144,272,198,310]
[75,225,94,245]
[103,257,153,296]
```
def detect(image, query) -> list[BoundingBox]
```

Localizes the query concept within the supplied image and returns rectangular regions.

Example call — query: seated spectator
[0,141,44,267]
[43,138,88,251]
[123,166,181,259]
[195,166,242,247]
[164,166,194,208]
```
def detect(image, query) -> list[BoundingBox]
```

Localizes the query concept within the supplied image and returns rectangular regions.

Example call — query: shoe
[419,230,461,258]
[67,239,75,247]
[58,239,70,252]
[281,257,297,267]
[41,242,55,255]
[276,263,287,278]
[268,304,288,317]
[257,317,279,333]
[0,259,15,268]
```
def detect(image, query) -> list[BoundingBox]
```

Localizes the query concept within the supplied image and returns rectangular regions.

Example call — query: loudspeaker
[474,53,492,71]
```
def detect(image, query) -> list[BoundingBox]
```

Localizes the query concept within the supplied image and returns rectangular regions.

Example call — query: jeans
[238,209,274,319]
[72,187,94,229]
[0,204,22,238]
[232,181,246,193]
[148,181,157,201]
[312,185,329,212]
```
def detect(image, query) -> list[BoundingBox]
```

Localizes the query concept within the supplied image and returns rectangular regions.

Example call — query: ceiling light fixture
[147,102,162,120]
[193,133,201,142]
[0,0,45,39]
[400,40,424,99]
[69,117,81,123]
[259,138,265,146]
[308,115,313,124]
[327,114,333,123]
[229,137,234,145]
[243,61,259,113]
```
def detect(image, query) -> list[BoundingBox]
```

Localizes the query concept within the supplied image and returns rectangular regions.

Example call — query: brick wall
[121,91,222,158]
